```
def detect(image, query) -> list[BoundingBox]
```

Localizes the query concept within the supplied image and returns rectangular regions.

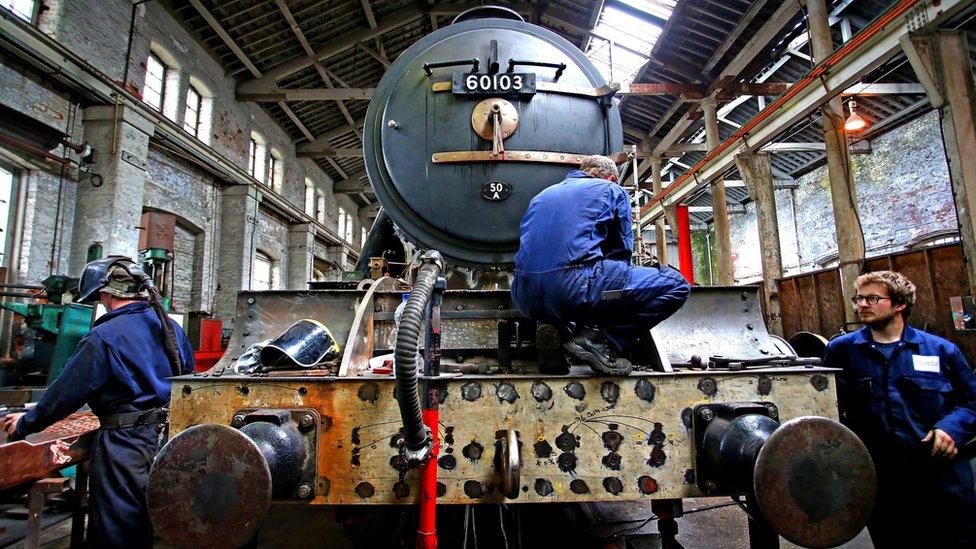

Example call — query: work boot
[535,323,569,375]
[563,326,633,376]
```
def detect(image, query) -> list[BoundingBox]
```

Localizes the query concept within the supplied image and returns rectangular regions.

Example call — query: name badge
[912,355,941,373]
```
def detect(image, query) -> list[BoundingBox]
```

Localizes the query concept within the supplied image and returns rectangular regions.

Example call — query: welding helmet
[77,256,150,303]
[260,319,341,369]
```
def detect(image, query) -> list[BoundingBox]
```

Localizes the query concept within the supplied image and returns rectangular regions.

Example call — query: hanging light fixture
[844,99,867,132]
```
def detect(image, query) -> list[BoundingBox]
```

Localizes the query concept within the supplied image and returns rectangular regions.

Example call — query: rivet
[698,408,714,422]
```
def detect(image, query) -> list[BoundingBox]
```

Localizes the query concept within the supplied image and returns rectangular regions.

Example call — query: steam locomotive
[147,7,875,548]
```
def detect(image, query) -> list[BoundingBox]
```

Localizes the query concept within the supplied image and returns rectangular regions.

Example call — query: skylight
[585,0,675,84]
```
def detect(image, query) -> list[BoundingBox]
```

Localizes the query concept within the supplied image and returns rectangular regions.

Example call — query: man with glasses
[823,270,976,547]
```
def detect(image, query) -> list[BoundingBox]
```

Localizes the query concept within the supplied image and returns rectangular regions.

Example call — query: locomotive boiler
[147,7,875,548]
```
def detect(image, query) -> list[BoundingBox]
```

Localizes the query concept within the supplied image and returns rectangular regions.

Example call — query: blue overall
[16,302,195,548]
[824,325,976,548]
[511,170,691,352]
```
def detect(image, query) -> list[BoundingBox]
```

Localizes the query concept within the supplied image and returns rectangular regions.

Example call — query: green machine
[0,276,94,386]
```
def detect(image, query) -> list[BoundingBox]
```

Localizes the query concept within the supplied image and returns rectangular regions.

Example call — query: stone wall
[0,0,368,320]
[728,111,956,282]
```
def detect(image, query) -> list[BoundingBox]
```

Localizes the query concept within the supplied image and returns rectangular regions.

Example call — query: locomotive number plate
[452,73,536,96]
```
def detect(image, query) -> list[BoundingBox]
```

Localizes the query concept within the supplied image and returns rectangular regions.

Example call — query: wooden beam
[842,83,927,96]
[188,0,262,78]
[237,88,375,102]
[297,118,366,152]
[641,0,969,223]
[324,157,349,180]
[334,171,370,193]
[238,5,423,91]
[279,101,314,141]
[357,43,391,68]
[298,148,363,158]
[702,0,770,75]
[274,0,313,56]
[710,0,802,89]
[358,0,378,29]
[580,0,605,52]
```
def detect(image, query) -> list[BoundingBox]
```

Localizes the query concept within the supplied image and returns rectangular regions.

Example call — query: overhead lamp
[844,99,867,132]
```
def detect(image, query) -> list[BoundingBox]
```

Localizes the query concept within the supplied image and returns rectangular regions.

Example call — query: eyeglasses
[851,295,892,305]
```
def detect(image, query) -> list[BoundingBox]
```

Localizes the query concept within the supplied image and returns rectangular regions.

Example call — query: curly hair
[580,155,620,181]
[855,270,917,318]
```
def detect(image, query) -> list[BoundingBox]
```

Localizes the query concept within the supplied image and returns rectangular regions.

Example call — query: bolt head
[231,414,246,428]
[705,480,718,492]
[299,413,315,429]
[297,483,313,499]
[387,120,398,129]
[765,404,779,418]
[698,408,714,422]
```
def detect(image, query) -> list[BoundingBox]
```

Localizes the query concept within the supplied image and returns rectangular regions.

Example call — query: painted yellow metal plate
[170,368,838,505]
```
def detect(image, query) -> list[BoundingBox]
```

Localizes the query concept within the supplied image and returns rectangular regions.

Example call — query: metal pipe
[0,134,74,167]
[2,169,29,358]
[677,205,694,283]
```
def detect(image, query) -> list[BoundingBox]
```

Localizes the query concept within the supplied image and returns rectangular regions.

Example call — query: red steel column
[676,204,694,284]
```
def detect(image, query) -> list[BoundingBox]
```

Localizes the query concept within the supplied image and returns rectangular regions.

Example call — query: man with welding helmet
[1,257,194,548]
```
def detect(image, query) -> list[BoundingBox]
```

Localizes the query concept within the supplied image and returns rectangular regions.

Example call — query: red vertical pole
[416,409,439,549]
[676,204,695,284]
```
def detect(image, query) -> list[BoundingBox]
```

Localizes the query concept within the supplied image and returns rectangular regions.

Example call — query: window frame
[304,179,316,218]
[143,53,167,112]
[183,85,202,138]
[2,0,36,22]
[252,251,274,290]
[268,150,283,191]
[248,135,266,183]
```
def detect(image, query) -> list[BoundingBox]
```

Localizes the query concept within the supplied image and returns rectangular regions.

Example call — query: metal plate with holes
[470,98,519,140]
[170,368,838,505]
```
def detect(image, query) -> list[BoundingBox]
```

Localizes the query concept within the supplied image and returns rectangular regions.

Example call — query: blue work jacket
[824,325,976,460]
[16,301,195,437]
[515,170,632,273]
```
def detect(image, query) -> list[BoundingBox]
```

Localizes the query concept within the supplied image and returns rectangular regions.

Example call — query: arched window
[183,77,213,144]
[183,85,202,136]
[143,53,167,112]
[268,149,284,191]
[248,132,266,183]
[252,251,274,290]
[304,179,316,218]
[2,0,35,22]
[143,46,180,121]
[316,190,326,225]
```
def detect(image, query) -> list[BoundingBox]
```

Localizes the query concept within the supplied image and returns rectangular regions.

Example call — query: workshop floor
[3,497,874,548]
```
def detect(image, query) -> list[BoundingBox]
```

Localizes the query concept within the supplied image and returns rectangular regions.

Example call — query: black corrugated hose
[394,251,443,460]
[140,277,184,378]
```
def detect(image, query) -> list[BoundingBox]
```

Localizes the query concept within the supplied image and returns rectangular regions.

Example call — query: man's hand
[2,412,25,438]
[922,428,958,458]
